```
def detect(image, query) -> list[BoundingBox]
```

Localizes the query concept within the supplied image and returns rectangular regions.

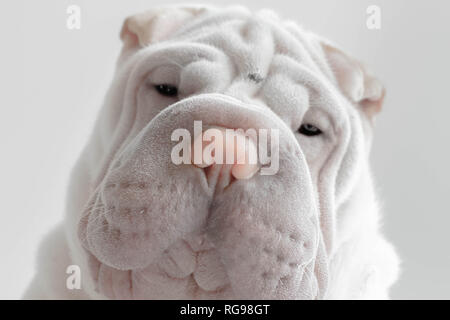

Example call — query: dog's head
[74,5,385,299]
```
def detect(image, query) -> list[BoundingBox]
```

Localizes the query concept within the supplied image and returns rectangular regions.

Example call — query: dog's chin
[76,180,325,299]
[82,233,235,299]
[77,185,232,299]
[78,201,323,300]
[81,231,321,300]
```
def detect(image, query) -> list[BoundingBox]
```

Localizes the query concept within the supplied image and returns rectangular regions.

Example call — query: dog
[24,5,399,299]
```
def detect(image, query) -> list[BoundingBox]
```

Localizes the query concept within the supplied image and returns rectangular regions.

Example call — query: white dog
[24,5,399,299]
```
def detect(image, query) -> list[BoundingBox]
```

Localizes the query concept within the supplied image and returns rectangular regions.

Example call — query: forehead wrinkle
[237,18,275,71]
[167,10,346,127]
[269,25,324,76]
[178,13,327,88]
[188,18,276,80]
[171,7,252,39]
[267,54,346,127]
[275,22,334,80]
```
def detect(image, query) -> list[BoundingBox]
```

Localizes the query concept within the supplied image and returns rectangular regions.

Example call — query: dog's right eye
[154,84,178,97]
[298,123,323,137]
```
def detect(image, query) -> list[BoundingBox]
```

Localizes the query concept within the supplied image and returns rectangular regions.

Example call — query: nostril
[202,165,217,179]
[231,162,259,180]
[190,126,260,181]
[201,163,235,190]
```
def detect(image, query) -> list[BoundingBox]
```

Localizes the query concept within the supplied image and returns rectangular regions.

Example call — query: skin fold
[24,5,399,300]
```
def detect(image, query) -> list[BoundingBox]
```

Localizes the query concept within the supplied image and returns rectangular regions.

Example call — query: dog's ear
[120,6,207,47]
[321,42,385,117]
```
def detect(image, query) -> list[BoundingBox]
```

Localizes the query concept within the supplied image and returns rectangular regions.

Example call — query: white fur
[24,5,399,300]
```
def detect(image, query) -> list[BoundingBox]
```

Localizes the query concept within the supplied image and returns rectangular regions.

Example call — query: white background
[1,0,449,299]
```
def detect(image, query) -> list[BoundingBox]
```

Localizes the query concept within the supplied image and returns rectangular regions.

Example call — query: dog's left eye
[154,84,178,97]
[298,124,322,136]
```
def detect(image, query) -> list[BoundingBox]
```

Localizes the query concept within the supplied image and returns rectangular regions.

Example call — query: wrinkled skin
[78,95,326,299]
[24,6,399,300]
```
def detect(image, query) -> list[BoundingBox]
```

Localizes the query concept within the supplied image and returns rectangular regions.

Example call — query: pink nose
[191,127,259,180]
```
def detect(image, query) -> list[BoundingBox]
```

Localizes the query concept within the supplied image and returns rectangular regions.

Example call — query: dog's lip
[81,233,233,299]
[77,177,321,299]
[76,175,238,299]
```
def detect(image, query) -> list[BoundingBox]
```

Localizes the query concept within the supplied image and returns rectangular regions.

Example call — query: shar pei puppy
[24,5,399,299]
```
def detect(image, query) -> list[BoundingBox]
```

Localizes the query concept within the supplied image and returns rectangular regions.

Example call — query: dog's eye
[298,124,322,136]
[154,84,178,97]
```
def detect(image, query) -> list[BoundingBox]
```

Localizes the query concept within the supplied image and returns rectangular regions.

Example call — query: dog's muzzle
[78,94,328,299]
